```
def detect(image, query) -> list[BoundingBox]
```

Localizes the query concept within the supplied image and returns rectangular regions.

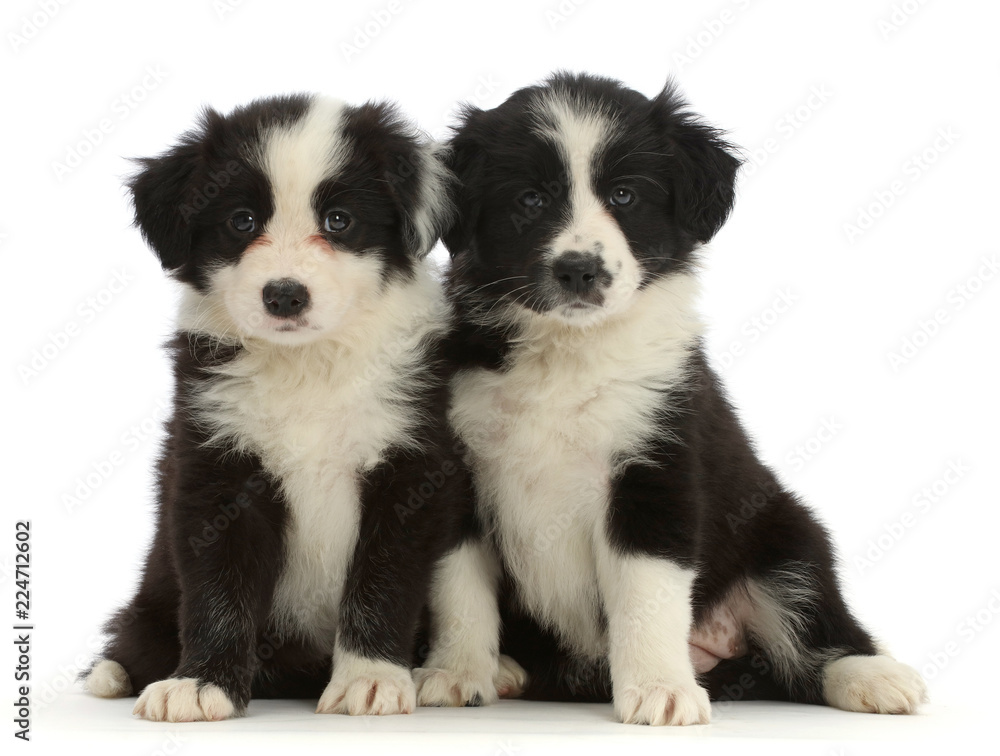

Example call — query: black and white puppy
[417,73,927,725]
[83,94,470,721]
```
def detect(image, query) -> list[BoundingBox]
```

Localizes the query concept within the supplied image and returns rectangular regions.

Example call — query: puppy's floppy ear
[349,101,455,259]
[127,108,219,272]
[651,81,741,244]
[400,139,456,259]
[441,106,487,259]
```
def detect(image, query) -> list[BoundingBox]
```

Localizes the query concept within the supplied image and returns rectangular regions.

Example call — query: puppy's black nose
[262,279,310,318]
[553,253,599,294]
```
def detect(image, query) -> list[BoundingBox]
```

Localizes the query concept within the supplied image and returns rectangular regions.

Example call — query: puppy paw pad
[615,679,711,726]
[414,667,497,707]
[317,666,415,716]
[495,654,528,699]
[824,655,927,714]
[85,660,132,699]
[133,678,236,722]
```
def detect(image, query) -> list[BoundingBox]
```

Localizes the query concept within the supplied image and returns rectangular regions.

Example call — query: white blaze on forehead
[535,95,616,221]
[533,93,643,318]
[260,96,350,242]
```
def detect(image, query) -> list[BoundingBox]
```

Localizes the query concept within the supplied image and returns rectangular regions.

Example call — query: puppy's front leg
[414,538,517,707]
[595,540,709,725]
[595,462,711,729]
[133,461,285,722]
[316,555,418,715]
[317,565,418,715]
[316,452,457,716]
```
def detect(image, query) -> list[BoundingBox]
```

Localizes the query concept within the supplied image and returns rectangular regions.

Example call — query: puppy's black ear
[651,81,741,243]
[126,109,218,272]
[442,106,487,259]
[399,138,456,259]
[347,101,455,259]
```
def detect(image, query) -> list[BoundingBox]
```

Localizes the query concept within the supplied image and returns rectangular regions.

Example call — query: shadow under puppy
[416,73,927,725]
[83,94,473,721]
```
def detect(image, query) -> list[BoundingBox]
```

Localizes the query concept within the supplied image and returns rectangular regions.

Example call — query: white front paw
[414,666,497,707]
[317,655,415,716]
[615,678,711,726]
[133,678,237,722]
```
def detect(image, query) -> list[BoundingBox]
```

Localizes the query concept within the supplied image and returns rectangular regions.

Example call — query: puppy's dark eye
[231,211,256,233]
[324,211,352,233]
[519,190,547,209]
[609,187,635,207]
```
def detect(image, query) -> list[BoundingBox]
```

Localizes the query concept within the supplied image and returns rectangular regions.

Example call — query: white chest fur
[184,274,449,651]
[450,274,702,658]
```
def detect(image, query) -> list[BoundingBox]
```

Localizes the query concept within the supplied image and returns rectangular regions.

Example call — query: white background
[3,0,998,753]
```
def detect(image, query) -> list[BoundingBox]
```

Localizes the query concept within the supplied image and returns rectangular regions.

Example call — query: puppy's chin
[232,305,364,346]
[537,286,641,328]
[546,302,612,328]
[244,319,330,346]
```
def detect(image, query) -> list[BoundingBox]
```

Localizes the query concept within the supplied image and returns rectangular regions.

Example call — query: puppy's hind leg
[737,559,926,713]
[85,659,133,699]
[822,650,927,714]
[84,594,180,698]
[83,531,182,698]
[495,654,528,699]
